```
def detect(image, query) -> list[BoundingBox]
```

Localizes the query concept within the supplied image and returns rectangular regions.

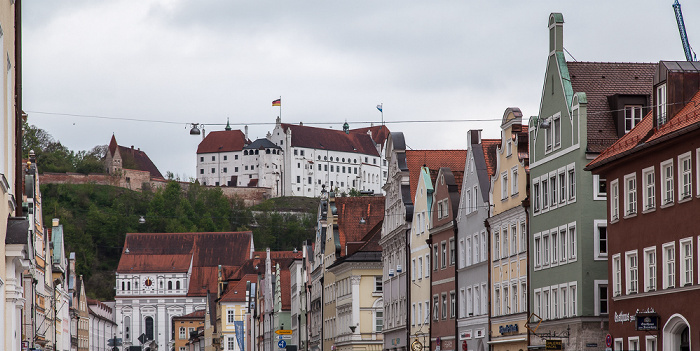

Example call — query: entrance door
[680,326,690,351]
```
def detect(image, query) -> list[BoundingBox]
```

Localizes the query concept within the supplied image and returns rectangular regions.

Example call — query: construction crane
[673,0,696,61]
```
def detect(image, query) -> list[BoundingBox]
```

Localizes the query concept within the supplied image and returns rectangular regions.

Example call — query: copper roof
[567,62,656,153]
[108,135,164,179]
[587,90,700,170]
[196,130,249,154]
[405,150,467,202]
[281,123,380,156]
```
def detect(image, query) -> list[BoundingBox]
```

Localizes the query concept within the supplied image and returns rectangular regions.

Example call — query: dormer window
[657,84,667,126]
[624,105,643,133]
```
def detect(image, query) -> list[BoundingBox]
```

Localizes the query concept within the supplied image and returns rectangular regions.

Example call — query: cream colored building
[1,1,21,350]
[408,167,432,344]
[487,108,530,351]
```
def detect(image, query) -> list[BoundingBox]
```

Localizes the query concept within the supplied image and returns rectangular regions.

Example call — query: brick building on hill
[104,134,165,190]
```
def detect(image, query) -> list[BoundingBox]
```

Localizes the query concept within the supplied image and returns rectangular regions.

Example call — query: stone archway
[663,313,691,351]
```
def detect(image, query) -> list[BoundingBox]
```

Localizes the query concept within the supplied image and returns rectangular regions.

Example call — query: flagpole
[380,103,383,126]
[279,96,282,120]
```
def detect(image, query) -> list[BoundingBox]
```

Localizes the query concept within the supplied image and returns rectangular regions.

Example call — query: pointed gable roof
[281,123,380,156]
[350,125,391,147]
[405,150,467,202]
[566,62,656,152]
[197,130,249,154]
[108,135,164,178]
[334,196,385,257]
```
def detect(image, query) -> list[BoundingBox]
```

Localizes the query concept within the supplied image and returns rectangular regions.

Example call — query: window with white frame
[543,289,550,320]
[681,238,693,286]
[449,238,456,266]
[663,242,676,289]
[612,254,621,296]
[534,235,542,268]
[657,83,667,126]
[179,327,186,339]
[552,288,558,319]
[481,232,487,262]
[494,230,500,261]
[418,256,423,278]
[466,189,473,213]
[441,241,447,268]
[425,254,430,278]
[534,291,541,317]
[543,233,550,266]
[412,259,416,281]
[570,283,577,316]
[417,302,422,325]
[502,172,508,200]
[550,174,557,208]
[521,282,527,313]
[626,251,639,294]
[227,309,235,324]
[643,166,655,211]
[520,222,527,253]
[494,288,500,316]
[228,336,235,350]
[503,287,509,315]
[412,303,416,325]
[533,181,541,212]
[568,167,576,201]
[628,337,640,351]
[512,168,519,195]
[502,226,509,258]
[512,284,518,313]
[542,178,549,210]
[442,294,448,319]
[474,234,479,263]
[569,223,577,260]
[593,174,607,200]
[450,291,456,318]
[594,220,607,260]
[465,288,472,317]
[625,173,637,215]
[545,118,553,152]
[558,171,566,204]
[646,335,658,351]
[679,152,692,200]
[507,139,512,157]
[625,105,643,132]
[614,339,624,351]
[553,114,561,149]
[460,239,466,268]
[511,224,517,257]
[475,286,481,315]
[559,228,567,263]
[661,159,674,205]
[610,179,619,221]
[551,230,558,265]
[644,247,657,292]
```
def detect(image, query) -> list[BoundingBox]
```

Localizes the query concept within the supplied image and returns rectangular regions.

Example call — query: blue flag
[376,104,382,112]
[234,321,245,351]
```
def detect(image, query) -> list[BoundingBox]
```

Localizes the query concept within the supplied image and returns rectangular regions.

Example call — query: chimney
[245,125,249,140]
[468,130,482,145]
[549,13,564,54]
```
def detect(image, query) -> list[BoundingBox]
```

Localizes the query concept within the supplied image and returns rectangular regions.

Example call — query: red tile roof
[567,62,656,152]
[220,274,258,302]
[335,196,385,256]
[481,139,500,177]
[196,130,249,154]
[281,124,380,156]
[280,268,292,310]
[587,90,700,170]
[350,125,391,147]
[109,135,164,179]
[405,150,467,202]
[174,309,206,319]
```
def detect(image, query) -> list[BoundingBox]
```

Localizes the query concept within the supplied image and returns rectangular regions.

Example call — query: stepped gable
[109,135,164,179]
[405,150,467,202]
[335,196,385,257]
[196,129,249,154]
[281,123,380,156]
[567,62,656,152]
[351,125,391,147]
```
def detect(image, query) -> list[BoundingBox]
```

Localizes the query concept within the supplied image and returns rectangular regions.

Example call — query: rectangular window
[598,283,609,315]
[645,247,657,292]
[450,238,456,266]
[441,294,448,319]
[502,226,508,258]
[441,241,447,268]
[511,224,517,257]
[412,259,416,281]
[595,220,608,260]
[551,231,558,265]
[681,238,693,286]
[568,168,576,201]
[534,291,541,317]
[629,337,640,351]
[495,288,500,316]
[503,287,509,315]
[568,224,577,260]
[545,118,553,151]
[506,139,512,157]
[551,288,558,319]
[657,83,667,125]
[625,105,643,132]
[211,167,216,173]
[559,172,566,203]
[228,337,235,350]
[553,114,561,148]
[570,284,577,316]
[199,169,204,175]
[643,167,655,211]
[662,159,674,205]
[520,222,527,253]
[680,153,692,200]
[474,234,480,262]
[464,238,469,267]
[663,242,676,289]
[543,234,550,266]
[494,230,500,260]
[521,283,527,314]
[550,174,557,207]
[375,276,383,292]
[561,286,568,318]
[625,174,637,215]
[613,254,621,296]
[534,236,541,267]
[542,179,549,210]
[559,228,567,263]
[450,291,456,318]
[227,309,235,324]
[533,181,541,212]
[610,179,619,221]
[466,288,472,317]
[425,254,430,277]
[626,251,638,294]
[434,246,439,271]
[502,172,508,200]
[512,168,519,195]
[543,290,550,320]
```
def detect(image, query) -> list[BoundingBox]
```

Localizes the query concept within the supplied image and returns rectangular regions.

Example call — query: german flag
[272,99,281,106]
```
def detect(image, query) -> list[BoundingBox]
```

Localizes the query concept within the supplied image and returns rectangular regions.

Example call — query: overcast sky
[22,0,700,179]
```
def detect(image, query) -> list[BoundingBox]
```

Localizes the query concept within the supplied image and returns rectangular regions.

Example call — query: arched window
[266,149,270,154]
[168,281,172,290]
[145,316,154,341]
[244,150,248,155]
[127,282,131,291]
[124,316,131,340]
[176,281,181,290]
[121,282,125,291]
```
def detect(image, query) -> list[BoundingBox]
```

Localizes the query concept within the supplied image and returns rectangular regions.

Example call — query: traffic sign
[605,334,612,348]
[278,340,287,348]
[276,329,293,335]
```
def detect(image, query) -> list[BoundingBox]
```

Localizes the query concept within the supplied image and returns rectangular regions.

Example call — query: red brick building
[429,167,463,351]
[586,61,700,351]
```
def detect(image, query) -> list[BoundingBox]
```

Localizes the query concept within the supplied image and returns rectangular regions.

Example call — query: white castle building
[196,118,390,197]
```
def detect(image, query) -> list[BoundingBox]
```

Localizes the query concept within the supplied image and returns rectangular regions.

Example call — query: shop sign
[499,324,519,334]
[614,307,657,325]
[545,340,562,350]
[460,330,472,340]
[635,313,660,331]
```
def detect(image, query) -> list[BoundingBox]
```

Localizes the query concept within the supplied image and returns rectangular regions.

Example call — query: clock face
[143,277,155,291]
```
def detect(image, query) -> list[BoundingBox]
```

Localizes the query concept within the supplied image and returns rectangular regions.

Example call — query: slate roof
[244,138,281,150]
[6,218,28,245]
[196,130,250,154]
[566,62,656,153]
[109,135,164,179]
[281,123,380,156]
[334,196,385,257]
[405,150,467,202]
[587,90,700,170]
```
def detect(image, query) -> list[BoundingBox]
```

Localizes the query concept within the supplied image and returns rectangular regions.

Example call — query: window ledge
[678,195,693,204]
[623,212,637,219]
[642,207,656,214]
[660,201,674,209]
